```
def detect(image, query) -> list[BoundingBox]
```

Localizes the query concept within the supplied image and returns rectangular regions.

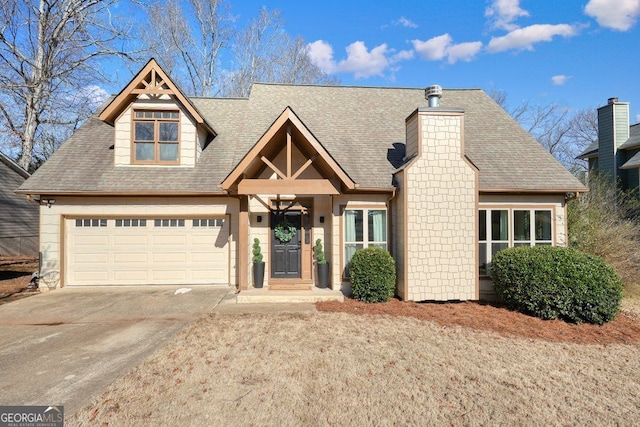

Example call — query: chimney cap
[425,85,443,107]
[608,97,618,104]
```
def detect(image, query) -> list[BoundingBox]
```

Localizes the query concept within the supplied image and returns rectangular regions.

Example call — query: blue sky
[225,0,640,122]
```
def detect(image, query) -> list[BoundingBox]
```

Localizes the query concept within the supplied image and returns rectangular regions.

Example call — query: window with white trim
[479,208,553,275]
[344,208,387,277]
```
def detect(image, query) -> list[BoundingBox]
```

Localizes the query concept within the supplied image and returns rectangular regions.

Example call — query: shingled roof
[19,83,585,195]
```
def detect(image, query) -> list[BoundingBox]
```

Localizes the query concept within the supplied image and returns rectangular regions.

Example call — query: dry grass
[69,310,640,426]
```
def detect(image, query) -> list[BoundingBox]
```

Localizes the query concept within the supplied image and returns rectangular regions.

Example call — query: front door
[271,210,302,279]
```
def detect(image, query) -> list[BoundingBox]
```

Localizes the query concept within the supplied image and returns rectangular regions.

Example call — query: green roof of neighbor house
[19,83,585,195]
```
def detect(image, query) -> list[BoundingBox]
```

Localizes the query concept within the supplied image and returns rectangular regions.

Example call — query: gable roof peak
[98,58,214,134]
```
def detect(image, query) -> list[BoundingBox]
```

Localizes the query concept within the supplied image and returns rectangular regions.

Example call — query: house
[17,59,585,300]
[578,97,640,189]
[0,151,38,255]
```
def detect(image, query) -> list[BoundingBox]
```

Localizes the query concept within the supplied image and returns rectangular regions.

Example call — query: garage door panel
[74,235,110,246]
[114,235,148,246]
[114,270,149,281]
[74,271,109,282]
[113,253,148,263]
[73,253,109,264]
[153,252,186,263]
[152,235,187,245]
[66,217,229,286]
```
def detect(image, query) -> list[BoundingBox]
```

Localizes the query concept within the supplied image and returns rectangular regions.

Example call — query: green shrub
[350,247,396,303]
[252,238,263,264]
[492,245,623,324]
[314,238,327,264]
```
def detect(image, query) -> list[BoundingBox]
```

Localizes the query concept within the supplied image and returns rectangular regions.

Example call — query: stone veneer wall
[404,110,477,301]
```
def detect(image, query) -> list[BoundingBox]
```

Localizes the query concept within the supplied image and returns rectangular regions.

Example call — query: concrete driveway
[0,286,231,415]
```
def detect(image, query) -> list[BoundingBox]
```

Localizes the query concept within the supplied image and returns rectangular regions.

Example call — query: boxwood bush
[491,245,623,324]
[350,247,396,303]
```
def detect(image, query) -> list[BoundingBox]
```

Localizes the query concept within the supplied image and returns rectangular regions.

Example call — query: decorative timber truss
[222,107,355,195]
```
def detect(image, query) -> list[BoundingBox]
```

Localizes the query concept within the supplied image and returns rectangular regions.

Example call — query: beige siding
[114,99,198,167]
[393,170,406,300]
[478,193,568,300]
[405,113,419,160]
[332,194,390,294]
[39,196,238,289]
[405,112,477,301]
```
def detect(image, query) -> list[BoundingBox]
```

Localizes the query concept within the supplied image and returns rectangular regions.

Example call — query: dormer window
[133,110,180,164]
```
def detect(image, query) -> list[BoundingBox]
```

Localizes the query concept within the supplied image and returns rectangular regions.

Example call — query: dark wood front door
[271,211,302,279]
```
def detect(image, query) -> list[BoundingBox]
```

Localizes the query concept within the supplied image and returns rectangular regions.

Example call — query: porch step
[235,287,344,304]
[268,284,313,291]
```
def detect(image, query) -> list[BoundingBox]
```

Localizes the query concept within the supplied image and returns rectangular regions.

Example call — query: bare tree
[222,8,338,97]
[489,89,597,174]
[0,0,137,170]
[143,0,232,97]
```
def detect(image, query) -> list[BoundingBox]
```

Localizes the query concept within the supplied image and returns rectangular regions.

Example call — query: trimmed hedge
[491,245,623,324]
[350,247,396,303]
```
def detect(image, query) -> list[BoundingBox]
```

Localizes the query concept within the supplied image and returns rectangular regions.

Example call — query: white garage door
[65,217,229,286]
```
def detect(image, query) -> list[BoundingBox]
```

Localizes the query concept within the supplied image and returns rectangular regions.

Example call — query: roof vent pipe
[425,85,443,107]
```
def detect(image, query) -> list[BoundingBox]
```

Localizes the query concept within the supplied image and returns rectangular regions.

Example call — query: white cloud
[412,34,483,63]
[392,49,415,61]
[412,34,452,61]
[446,41,484,64]
[307,40,337,73]
[551,75,571,85]
[636,114,640,123]
[485,0,530,30]
[308,40,411,79]
[585,0,640,31]
[487,24,579,52]
[393,16,418,28]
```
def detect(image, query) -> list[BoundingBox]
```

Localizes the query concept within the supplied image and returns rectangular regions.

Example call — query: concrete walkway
[0,286,230,415]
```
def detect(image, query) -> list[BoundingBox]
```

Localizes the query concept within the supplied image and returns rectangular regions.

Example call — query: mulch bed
[317,297,640,345]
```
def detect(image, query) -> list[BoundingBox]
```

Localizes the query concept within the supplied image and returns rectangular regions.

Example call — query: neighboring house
[578,97,640,189]
[17,59,585,300]
[0,151,39,255]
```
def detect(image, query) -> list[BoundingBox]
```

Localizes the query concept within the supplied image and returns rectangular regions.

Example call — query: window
[154,219,185,227]
[133,110,180,163]
[479,208,553,275]
[75,219,107,227]
[344,208,387,277]
[115,219,147,227]
[192,219,224,227]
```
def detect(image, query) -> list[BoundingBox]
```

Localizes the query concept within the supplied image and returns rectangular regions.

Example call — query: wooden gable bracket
[99,58,215,135]
[223,107,356,196]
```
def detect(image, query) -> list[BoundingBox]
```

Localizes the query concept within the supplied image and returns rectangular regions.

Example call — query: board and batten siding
[597,101,630,182]
[39,196,238,287]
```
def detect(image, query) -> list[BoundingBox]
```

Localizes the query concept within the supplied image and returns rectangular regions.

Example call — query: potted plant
[315,238,329,288]
[252,238,265,288]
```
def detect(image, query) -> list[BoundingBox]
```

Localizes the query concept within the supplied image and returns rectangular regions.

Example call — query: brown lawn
[69,298,640,426]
